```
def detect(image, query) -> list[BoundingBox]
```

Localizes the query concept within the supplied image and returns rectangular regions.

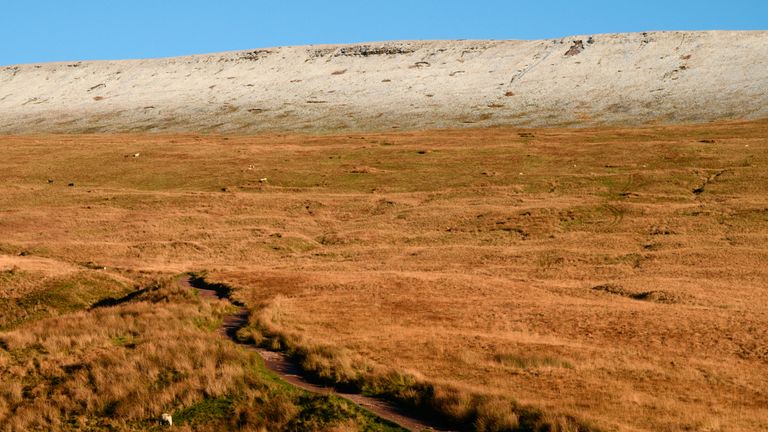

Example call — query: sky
[1,0,766,66]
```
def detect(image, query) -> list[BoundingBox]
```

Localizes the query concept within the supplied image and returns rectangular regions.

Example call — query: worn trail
[178,275,452,432]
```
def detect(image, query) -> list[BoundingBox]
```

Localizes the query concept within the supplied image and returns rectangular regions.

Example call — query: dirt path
[178,275,454,432]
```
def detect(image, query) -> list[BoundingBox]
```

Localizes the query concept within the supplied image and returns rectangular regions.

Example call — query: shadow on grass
[187,273,246,307]
[91,287,149,308]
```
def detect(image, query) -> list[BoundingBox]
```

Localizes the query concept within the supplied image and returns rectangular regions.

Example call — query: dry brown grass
[1,119,767,430]
[0,279,245,430]
[0,278,397,431]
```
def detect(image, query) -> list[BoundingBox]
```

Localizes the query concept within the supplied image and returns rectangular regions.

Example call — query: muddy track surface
[178,275,454,432]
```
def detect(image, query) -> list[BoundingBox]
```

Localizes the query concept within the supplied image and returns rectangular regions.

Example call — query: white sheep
[160,413,172,426]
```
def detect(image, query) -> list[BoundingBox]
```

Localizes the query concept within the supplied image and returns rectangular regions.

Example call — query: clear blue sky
[2,0,766,66]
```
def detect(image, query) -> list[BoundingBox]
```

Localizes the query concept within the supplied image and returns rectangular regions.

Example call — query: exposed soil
[178,275,452,432]
[591,283,686,304]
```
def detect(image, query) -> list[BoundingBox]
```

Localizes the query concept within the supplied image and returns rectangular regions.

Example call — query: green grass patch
[291,393,406,432]
[1,271,132,329]
[192,315,223,332]
[174,396,234,426]
[16,272,129,313]
[110,334,137,349]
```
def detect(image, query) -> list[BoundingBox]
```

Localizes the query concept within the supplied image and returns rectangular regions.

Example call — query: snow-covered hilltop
[1,31,766,133]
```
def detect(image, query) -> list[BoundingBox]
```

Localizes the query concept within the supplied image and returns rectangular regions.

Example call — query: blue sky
[2,0,766,65]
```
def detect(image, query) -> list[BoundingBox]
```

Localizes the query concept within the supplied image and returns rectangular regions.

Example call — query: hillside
[1,31,767,133]
[2,120,767,430]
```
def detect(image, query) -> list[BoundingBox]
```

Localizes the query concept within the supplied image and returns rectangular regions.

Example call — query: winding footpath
[178,275,453,432]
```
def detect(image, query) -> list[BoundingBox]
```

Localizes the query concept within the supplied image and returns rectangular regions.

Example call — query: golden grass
[0,278,401,431]
[0,279,246,430]
[1,119,767,430]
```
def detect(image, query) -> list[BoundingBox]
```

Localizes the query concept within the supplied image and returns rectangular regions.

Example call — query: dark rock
[564,40,585,56]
